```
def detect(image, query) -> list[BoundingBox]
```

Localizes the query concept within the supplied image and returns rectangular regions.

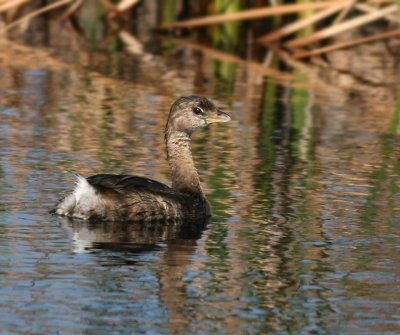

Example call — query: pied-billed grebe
[53,96,231,222]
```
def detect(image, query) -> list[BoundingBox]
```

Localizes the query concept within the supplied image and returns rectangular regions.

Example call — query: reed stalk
[258,3,345,44]
[0,0,28,14]
[160,1,346,29]
[0,0,73,33]
[286,4,398,48]
[293,29,400,58]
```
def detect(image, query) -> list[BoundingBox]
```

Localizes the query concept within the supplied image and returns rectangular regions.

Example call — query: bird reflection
[59,216,209,254]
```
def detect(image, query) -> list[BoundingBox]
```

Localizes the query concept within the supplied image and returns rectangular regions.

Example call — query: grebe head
[166,96,231,135]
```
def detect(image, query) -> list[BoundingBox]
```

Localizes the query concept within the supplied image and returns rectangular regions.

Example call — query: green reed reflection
[253,79,278,215]
[193,127,234,301]
[362,89,400,226]
[104,53,124,77]
[0,162,4,212]
[287,74,319,227]
[289,72,314,164]
[230,75,334,333]
[97,99,122,172]
[68,77,94,152]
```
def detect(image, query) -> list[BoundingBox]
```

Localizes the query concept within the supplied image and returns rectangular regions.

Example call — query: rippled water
[1,41,400,334]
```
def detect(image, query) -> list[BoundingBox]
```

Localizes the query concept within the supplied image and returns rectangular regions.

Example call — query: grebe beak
[206,109,231,124]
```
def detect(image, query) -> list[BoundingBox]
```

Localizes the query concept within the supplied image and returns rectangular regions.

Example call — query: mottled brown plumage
[54,96,230,222]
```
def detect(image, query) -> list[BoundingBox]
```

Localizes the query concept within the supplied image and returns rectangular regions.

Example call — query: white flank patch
[74,175,97,203]
[56,175,101,219]
[71,175,103,218]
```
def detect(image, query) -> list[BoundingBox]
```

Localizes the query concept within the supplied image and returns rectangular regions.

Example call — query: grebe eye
[193,107,204,115]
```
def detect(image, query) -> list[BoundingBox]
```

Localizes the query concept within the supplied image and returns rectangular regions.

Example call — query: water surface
[0,40,400,334]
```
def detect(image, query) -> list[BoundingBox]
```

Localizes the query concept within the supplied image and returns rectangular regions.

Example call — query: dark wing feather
[85,174,192,221]
[86,174,180,199]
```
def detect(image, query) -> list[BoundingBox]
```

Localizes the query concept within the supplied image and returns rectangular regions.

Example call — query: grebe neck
[165,130,204,197]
